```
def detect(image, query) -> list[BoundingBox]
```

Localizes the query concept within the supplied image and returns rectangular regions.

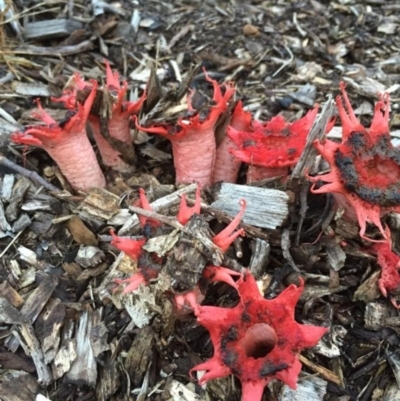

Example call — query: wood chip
[24,19,84,40]
[211,183,289,230]
[66,215,98,246]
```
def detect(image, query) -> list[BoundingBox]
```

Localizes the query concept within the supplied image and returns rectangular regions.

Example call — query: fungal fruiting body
[112,188,246,301]
[309,83,400,241]
[55,63,146,169]
[135,72,235,185]
[191,272,327,401]
[12,81,106,191]
[88,61,146,168]
[369,231,400,308]
[212,101,253,183]
[228,107,318,183]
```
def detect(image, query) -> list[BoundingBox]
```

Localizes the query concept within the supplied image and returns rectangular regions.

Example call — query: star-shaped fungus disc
[309,83,399,242]
[228,107,318,183]
[191,272,327,401]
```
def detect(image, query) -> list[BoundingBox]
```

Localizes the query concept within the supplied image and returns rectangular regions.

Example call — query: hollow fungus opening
[240,323,278,359]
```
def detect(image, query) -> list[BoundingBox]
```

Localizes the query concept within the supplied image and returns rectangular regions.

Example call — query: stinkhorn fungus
[309,82,400,242]
[191,272,327,401]
[228,107,318,183]
[212,101,253,183]
[89,61,146,168]
[55,63,146,169]
[12,80,106,191]
[135,72,235,185]
[369,229,400,308]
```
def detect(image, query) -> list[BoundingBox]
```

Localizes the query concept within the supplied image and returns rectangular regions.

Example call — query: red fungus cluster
[12,62,146,191]
[110,185,245,305]
[13,61,400,398]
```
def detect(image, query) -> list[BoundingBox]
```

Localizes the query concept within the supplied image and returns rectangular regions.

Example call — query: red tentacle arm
[213,199,246,252]
[12,81,106,191]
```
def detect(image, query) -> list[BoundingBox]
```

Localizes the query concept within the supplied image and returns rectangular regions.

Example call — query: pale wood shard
[280,376,328,401]
[11,82,53,97]
[65,310,97,386]
[0,298,53,385]
[35,298,66,365]
[24,19,84,41]
[290,96,335,181]
[5,177,31,222]
[79,188,120,220]
[211,183,289,230]
[52,319,76,380]
[5,275,59,352]
[0,281,24,308]
[249,238,270,278]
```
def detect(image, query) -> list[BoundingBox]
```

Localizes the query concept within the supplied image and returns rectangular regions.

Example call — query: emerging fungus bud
[191,272,327,401]
[309,83,399,242]
[135,71,235,186]
[12,81,106,191]
[228,107,318,183]
[212,101,253,183]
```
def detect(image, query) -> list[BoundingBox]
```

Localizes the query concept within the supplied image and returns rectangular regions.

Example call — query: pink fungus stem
[12,81,106,191]
[213,101,253,183]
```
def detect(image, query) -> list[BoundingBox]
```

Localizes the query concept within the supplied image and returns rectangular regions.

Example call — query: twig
[0,229,24,258]
[272,44,294,77]
[0,156,61,192]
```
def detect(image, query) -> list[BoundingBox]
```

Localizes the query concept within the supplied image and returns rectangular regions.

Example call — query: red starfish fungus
[55,63,146,169]
[309,83,399,242]
[228,107,318,183]
[135,72,235,185]
[369,229,400,308]
[89,61,146,168]
[191,272,327,401]
[212,101,253,183]
[12,80,106,191]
